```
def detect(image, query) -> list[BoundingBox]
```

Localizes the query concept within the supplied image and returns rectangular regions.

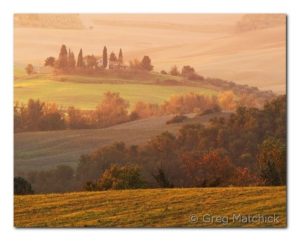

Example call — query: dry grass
[14,186,286,228]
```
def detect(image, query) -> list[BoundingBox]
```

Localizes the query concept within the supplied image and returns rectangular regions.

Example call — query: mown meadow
[14,186,286,228]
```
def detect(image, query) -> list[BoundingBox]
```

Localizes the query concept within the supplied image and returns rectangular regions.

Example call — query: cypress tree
[68,50,76,68]
[57,44,68,69]
[103,46,108,68]
[77,48,84,68]
[118,48,123,64]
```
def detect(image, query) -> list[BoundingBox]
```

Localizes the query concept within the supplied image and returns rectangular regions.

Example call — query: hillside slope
[14,14,286,93]
[14,186,286,227]
[14,112,229,173]
[14,74,217,110]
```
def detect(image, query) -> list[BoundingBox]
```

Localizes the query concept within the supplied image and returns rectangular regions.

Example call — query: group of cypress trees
[53,44,123,70]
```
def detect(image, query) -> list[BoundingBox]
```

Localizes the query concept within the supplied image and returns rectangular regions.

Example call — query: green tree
[98,164,145,190]
[257,137,286,185]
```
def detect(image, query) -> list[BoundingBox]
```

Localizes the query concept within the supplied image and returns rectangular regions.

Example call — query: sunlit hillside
[14,14,286,93]
[14,186,286,228]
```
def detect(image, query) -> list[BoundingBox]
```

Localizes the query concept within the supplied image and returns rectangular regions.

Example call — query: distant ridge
[236,14,286,32]
[14,14,84,29]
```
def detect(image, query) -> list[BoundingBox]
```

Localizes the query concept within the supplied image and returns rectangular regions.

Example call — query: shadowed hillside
[14,112,230,173]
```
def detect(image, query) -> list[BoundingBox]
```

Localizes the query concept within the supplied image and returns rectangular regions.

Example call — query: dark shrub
[166,115,188,124]
[14,177,34,195]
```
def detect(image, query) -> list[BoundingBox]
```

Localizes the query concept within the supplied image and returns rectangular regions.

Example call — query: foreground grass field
[14,186,286,228]
[14,73,217,110]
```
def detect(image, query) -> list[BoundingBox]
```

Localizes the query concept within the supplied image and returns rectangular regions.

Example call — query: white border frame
[1,0,299,240]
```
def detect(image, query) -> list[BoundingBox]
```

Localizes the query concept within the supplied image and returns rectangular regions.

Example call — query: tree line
[15,95,286,194]
[14,89,271,132]
[24,44,275,109]
[40,44,153,73]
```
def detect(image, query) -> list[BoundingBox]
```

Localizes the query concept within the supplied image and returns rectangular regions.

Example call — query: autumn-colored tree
[102,46,108,68]
[181,151,203,185]
[133,101,160,118]
[25,99,44,131]
[25,64,34,75]
[198,150,236,187]
[67,106,90,129]
[77,48,84,68]
[95,92,129,127]
[162,92,218,115]
[38,102,65,130]
[232,167,261,186]
[218,91,236,111]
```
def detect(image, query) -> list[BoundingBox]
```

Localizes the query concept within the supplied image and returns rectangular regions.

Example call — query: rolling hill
[14,72,217,110]
[14,14,286,93]
[14,14,84,29]
[14,186,286,227]
[14,112,230,173]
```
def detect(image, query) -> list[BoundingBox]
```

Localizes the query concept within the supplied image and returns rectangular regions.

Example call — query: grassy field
[14,112,229,173]
[14,73,217,110]
[14,186,286,228]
